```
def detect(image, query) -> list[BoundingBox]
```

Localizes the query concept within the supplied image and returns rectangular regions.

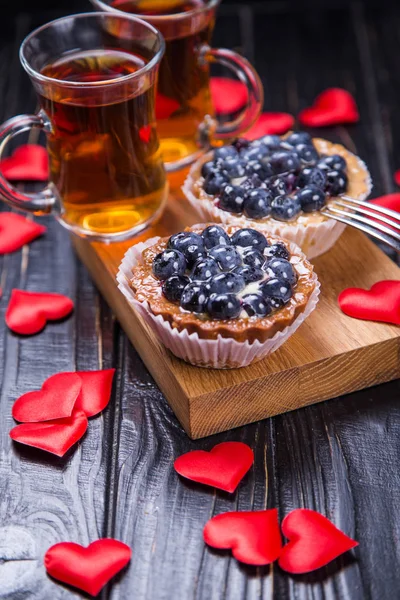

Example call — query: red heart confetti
[174,442,254,493]
[338,280,400,326]
[298,88,359,127]
[12,373,82,423]
[5,289,74,335]
[395,171,400,186]
[74,369,115,417]
[244,112,295,140]
[10,409,88,457]
[45,539,131,596]
[155,94,180,120]
[278,509,358,574]
[203,509,282,566]
[211,77,248,115]
[0,144,49,181]
[0,213,46,254]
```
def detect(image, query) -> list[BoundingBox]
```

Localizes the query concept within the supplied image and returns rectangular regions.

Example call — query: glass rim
[19,11,165,88]
[89,0,221,23]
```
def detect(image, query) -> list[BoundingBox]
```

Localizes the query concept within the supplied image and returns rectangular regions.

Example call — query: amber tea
[39,49,166,236]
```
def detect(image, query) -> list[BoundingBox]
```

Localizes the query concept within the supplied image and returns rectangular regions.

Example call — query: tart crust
[130,224,317,343]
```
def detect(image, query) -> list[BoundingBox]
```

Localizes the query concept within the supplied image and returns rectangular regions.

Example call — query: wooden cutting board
[73,184,400,439]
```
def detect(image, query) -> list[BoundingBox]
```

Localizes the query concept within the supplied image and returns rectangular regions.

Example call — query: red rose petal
[0,213,46,255]
[174,442,254,493]
[5,289,74,335]
[279,509,358,574]
[155,94,180,120]
[45,539,131,596]
[12,373,82,423]
[0,144,49,181]
[338,280,400,325]
[203,509,282,566]
[298,88,359,127]
[10,410,88,457]
[211,77,248,115]
[244,112,295,140]
[74,369,116,417]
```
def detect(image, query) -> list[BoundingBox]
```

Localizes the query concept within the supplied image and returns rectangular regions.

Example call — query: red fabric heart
[203,509,282,565]
[10,409,88,456]
[298,88,359,127]
[279,509,358,574]
[155,94,180,120]
[12,373,82,423]
[74,369,115,417]
[174,442,254,493]
[338,280,400,325]
[244,112,295,140]
[0,144,49,181]
[394,170,400,186]
[369,194,400,230]
[0,213,46,254]
[5,289,74,335]
[139,125,152,144]
[45,539,131,596]
[211,77,248,115]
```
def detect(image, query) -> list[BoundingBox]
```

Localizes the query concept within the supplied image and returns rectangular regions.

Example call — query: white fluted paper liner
[117,237,321,369]
[182,151,372,260]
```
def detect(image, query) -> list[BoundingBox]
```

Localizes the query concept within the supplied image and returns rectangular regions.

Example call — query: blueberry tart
[117,224,320,369]
[182,134,372,259]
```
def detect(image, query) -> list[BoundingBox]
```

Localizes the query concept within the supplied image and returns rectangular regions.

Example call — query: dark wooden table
[1,1,400,599]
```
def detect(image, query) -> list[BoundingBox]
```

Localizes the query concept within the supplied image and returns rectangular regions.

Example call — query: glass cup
[0,12,169,241]
[89,0,264,171]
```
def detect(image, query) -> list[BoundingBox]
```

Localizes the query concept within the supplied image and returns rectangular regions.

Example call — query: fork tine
[341,194,400,221]
[322,209,400,252]
[331,199,400,232]
[326,205,400,241]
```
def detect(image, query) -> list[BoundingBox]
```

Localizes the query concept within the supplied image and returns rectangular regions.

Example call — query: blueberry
[243,189,273,219]
[219,185,246,213]
[270,151,301,174]
[214,145,238,161]
[152,249,186,280]
[259,135,281,151]
[264,243,290,260]
[325,170,348,195]
[296,143,319,165]
[209,244,242,271]
[201,160,218,178]
[180,283,209,313]
[245,160,274,181]
[203,172,229,195]
[162,275,190,302]
[202,225,230,249]
[209,272,246,294]
[241,176,262,192]
[190,257,220,281]
[232,138,250,152]
[241,143,269,162]
[285,132,313,147]
[168,231,205,267]
[207,293,242,320]
[242,293,273,317]
[270,195,301,221]
[260,277,292,307]
[263,258,297,285]
[296,185,326,212]
[318,154,346,172]
[233,265,264,284]
[296,167,327,189]
[222,157,246,179]
[231,228,268,252]
[270,177,291,198]
[242,249,265,268]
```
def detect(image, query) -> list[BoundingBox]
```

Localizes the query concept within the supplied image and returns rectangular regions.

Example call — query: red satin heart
[279,509,358,574]
[211,77,248,115]
[369,194,400,230]
[395,170,400,186]
[244,112,295,140]
[45,539,131,596]
[174,442,254,493]
[10,409,88,456]
[74,369,115,417]
[338,280,400,325]
[155,94,180,119]
[203,509,282,565]
[139,125,152,144]
[0,144,49,181]
[0,213,46,254]
[12,373,82,423]
[6,289,74,335]
[298,88,359,127]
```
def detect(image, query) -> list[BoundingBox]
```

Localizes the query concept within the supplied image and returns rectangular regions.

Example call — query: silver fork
[321,195,400,253]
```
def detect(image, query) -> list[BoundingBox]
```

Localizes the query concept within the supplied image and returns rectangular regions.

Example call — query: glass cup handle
[200,45,264,140]
[0,112,58,214]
